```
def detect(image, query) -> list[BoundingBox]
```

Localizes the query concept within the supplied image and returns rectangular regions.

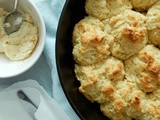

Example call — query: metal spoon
[17,90,38,109]
[4,0,24,35]
[17,90,38,120]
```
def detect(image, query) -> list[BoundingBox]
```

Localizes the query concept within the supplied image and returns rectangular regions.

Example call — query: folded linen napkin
[0,80,71,120]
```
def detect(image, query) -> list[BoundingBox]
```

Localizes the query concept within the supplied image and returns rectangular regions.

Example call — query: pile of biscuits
[72,0,160,120]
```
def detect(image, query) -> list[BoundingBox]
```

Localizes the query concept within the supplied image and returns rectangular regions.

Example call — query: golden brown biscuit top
[85,0,132,20]
[130,0,158,12]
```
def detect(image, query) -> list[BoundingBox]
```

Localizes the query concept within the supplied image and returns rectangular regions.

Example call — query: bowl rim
[18,0,46,77]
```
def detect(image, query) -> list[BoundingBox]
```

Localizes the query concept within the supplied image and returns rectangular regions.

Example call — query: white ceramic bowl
[0,0,46,78]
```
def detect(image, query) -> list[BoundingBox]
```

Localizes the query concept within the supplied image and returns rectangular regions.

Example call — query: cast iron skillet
[56,0,109,120]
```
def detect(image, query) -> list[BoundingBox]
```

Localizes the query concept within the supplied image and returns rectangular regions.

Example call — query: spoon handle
[13,0,19,11]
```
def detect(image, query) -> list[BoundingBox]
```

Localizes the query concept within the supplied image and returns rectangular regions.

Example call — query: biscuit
[146,1,160,47]
[125,45,160,93]
[100,80,143,120]
[72,16,110,65]
[3,22,38,60]
[85,0,132,20]
[130,0,158,12]
[109,10,148,60]
[75,56,125,103]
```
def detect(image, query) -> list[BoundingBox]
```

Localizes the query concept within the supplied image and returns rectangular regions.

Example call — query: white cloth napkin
[0,80,71,120]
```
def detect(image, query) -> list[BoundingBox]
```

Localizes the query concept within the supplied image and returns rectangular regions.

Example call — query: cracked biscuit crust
[146,1,160,47]
[130,0,158,12]
[125,45,160,93]
[109,10,148,60]
[85,0,132,20]
[72,16,110,65]
[75,56,125,103]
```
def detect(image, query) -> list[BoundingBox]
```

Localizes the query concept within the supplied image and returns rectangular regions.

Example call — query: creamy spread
[0,8,38,60]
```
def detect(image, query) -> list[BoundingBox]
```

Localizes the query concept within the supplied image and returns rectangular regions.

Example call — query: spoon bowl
[4,0,24,35]
[4,10,23,35]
